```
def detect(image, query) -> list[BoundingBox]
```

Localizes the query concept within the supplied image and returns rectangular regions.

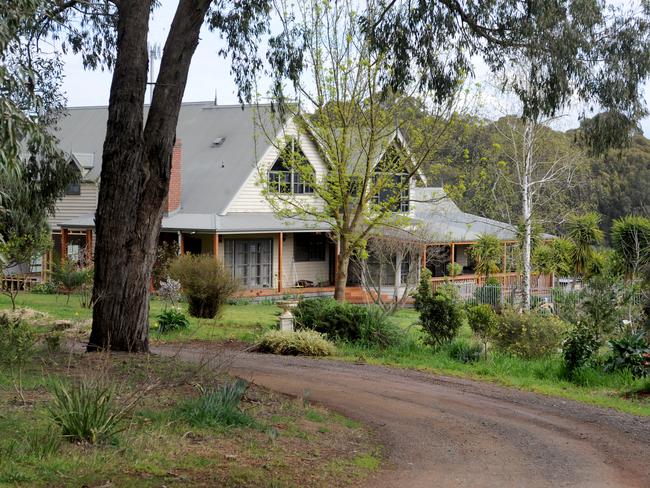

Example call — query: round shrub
[493,309,568,359]
[294,298,402,347]
[414,281,465,347]
[467,303,498,358]
[253,330,336,356]
[605,331,650,378]
[562,323,600,375]
[168,255,239,318]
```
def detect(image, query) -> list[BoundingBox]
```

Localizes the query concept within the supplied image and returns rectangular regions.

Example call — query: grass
[0,349,380,487]
[0,292,279,342]
[3,292,649,416]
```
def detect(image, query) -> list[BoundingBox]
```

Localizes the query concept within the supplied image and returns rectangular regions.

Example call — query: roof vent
[212,136,226,147]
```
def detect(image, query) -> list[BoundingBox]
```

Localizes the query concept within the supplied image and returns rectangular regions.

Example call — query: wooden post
[277,232,283,293]
[421,245,427,268]
[179,232,185,255]
[502,242,507,273]
[213,233,219,259]
[86,229,93,261]
[60,229,69,262]
[450,242,455,267]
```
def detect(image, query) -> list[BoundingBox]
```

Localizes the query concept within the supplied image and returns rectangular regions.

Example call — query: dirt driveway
[156,346,650,488]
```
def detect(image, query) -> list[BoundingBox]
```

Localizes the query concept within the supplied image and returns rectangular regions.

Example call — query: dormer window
[268,139,314,194]
[372,145,410,212]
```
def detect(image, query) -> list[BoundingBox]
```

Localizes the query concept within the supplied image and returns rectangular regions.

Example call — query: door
[224,238,273,288]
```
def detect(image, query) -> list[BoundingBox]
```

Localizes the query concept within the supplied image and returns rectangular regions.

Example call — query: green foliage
[469,235,502,278]
[605,332,650,379]
[466,304,498,357]
[294,298,403,347]
[566,212,604,278]
[0,314,35,366]
[446,262,462,277]
[493,309,568,359]
[168,254,239,319]
[29,280,57,294]
[51,260,93,299]
[562,323,601,375]
[46,380,133,444]
[443,338,482,363]
[611,215,650,276]
[178,379,254,428]
[533,238,575,277]
[253,330,336,356]
[414,277,465,347]
[156,309,190,334]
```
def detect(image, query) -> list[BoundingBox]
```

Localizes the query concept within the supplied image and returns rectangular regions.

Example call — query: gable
[225,120,328,213]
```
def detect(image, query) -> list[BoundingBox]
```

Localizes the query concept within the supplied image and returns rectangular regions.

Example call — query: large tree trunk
[88,0,211,352]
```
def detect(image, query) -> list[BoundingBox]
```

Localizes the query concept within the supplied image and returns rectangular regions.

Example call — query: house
[44,101,550,301]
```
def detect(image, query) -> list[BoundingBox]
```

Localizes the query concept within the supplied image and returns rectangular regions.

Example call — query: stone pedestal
[276,300,298,332]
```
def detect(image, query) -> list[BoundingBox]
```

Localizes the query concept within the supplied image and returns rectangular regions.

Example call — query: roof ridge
[64,101,274,110]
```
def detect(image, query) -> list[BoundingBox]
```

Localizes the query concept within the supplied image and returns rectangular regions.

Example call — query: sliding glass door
[224,238,273,288]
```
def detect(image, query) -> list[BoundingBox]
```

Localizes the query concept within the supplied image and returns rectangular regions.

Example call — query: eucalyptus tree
[5,0,649,350]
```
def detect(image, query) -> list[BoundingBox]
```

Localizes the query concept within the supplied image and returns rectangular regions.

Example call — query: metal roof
[54,102,277,215]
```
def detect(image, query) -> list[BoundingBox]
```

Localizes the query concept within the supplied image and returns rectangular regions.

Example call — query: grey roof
[54,102,277,214]
[408,187,518,242]
[62,211,331,234]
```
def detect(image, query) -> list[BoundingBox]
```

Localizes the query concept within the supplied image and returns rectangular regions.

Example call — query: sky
[60,2,650,137]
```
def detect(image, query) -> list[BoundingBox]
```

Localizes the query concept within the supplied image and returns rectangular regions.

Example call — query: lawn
[0,292,280,342]
[2,292,649,416]
[0,346,380,487]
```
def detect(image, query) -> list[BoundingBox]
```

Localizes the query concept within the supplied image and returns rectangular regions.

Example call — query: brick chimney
[166,139,182,214]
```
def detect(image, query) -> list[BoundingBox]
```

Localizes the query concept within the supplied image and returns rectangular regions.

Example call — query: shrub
[562,323,601,375]
[46,380,133,444]
[156,309,190,334]
[51,260,93,305]
[444,339,482,363]
[466,304,498,358]
[414,276,465,347]
[294,298,402,347]
[44,331,63,354]
[493,309,568,359]
[604,331,650,378]
[0,314,35,366]
[30,281,57,295]
[253,330,336,356]
[178,379,253,428]
[168,254,239,318]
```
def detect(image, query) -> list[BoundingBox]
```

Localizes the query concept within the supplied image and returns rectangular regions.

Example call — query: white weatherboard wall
[226,122,328,213]
[49,182,99,230]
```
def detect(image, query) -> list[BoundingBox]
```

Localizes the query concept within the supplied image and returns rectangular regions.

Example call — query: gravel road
[156,346,650,488]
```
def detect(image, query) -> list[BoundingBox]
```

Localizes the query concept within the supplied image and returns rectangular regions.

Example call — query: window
[372,172,410,212]
[294,233,327,262]
[66,182,81,195]
[268,139,314,194]
[371,144,410,212]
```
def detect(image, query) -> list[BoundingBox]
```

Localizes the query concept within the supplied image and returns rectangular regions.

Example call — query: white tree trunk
[521,118,534,311]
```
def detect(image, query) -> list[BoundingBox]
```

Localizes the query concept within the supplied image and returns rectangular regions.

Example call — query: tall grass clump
[253,330,336,356]
[179,379,253,428]
[46,380,134,444]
